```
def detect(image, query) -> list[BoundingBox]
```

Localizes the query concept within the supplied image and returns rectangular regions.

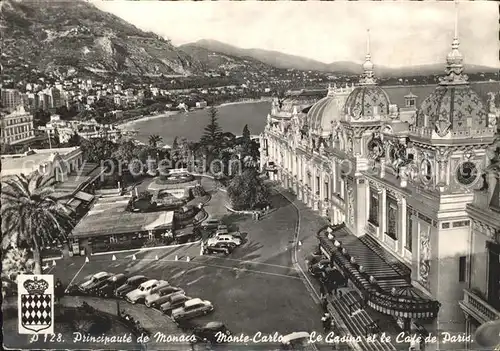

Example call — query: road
[46,177,326,347]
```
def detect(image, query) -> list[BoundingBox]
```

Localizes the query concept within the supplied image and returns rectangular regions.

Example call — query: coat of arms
[18,274,54,334]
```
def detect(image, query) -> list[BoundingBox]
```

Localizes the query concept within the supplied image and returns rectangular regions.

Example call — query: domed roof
[343,86,391,119]
[415,85,488,135]
[414,27,490,137]
[306,94,343,134]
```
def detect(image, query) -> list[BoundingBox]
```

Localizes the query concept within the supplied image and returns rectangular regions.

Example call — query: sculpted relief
[419,228,431,289]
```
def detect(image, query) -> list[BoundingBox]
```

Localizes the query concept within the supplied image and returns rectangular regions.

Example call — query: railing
[461,289,500,323]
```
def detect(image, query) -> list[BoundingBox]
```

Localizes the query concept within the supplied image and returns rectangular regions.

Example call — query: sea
[123,101,271,147]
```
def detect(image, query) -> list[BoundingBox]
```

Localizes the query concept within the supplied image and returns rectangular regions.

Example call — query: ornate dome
[306,94,343,134]
[343,29,390,120]
[414,16,490,138]
[415,85,488,136]
[343,86,391,120]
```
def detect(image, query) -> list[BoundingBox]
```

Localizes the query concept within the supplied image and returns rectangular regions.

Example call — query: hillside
[179,43,272,75]
[1,0,202,80]
[187,39,499,77]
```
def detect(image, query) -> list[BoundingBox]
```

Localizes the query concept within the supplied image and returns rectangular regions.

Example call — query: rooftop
[70,195,174,238]
[1,147,81,177]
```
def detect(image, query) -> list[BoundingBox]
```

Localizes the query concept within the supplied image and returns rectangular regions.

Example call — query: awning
[75,191,94,202]
[318,224,441,319]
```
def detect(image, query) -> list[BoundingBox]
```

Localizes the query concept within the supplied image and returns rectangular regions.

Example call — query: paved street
[46,177,326,348]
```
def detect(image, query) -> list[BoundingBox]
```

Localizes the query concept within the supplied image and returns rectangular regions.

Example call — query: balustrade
[461,289,500,324]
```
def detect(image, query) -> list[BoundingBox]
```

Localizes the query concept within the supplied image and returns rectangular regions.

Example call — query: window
[405,208,412,252]
[368,188,379,226]
[458,256,466,282]
[386,196,398,240]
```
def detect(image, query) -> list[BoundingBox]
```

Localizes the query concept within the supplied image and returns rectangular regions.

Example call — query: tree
[1,174,74,274]
[112,139,137,165]
[242,124,251,144]
[149,134,163,148]
[80,137,116,163]
[200,106,223,154]
[227,168,271,210]
[66,132,82,147]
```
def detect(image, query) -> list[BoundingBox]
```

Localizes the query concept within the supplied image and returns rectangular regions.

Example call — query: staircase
[330,290,396,351]
[359,235,411,280]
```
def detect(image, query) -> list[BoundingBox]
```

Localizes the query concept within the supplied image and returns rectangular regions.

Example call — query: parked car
[160,294,192,314]
[79,272,112,293]
[280,332,316,350]
[115,275,149,297]
[147,286,185,308]
[126,279,163,304]
[96,274,128,297]
[171,298,214,322]
[207,235,241,248]
[204,242,233,256]
[140,282,170,306]
[201,219,220,231]
[191,321,231,344]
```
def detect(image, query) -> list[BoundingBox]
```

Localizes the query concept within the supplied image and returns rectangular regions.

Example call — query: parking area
[46,181,324,343]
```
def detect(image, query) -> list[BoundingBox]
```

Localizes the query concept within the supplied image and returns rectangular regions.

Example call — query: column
[380,188,387,241]
[365,184,370,228]
[399,197,407,255]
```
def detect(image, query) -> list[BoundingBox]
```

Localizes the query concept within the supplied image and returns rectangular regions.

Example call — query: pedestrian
[321,315,328,332]
[321,296,328,312]
[55,279,63,303]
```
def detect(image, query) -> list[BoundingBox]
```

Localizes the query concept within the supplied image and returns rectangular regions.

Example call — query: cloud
[92,0,499,68]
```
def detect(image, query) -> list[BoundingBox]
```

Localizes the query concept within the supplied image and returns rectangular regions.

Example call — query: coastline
[117,110,181,128]
[216,99,268,108]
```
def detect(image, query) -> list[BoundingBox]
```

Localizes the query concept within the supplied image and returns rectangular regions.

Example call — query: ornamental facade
[260,29,500,350]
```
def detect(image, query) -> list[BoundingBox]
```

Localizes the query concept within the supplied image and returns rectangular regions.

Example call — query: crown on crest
[24,277,49,295]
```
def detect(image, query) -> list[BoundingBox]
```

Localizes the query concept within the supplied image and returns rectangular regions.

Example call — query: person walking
[55,279,63,303]
[321,296,328,312]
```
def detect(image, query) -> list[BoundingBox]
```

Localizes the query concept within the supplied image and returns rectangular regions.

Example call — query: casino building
[260,26,500,350]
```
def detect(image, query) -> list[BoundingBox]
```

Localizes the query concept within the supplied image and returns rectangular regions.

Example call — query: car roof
[282,332,310,343]
[160,286,179,293]
[128,275,147,283]
[94,272,109,278]
[204,321,224,329]
[140,279,158,288]
[171,294,187,302]
[110,274,126,281]
[184,298,203,307]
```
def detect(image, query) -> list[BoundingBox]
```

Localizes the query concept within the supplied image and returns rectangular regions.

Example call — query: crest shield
[18,274,54,334]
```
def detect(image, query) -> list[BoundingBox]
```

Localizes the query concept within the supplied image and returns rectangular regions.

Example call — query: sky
[93,1,499,68]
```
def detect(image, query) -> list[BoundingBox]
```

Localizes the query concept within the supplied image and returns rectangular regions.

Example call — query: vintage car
[79,272,112,293]
[115,275,149,297]
[95,274,128,297]
[191,321,231,344]
[160,294,192,314]
[280,332,317,350]
[171,298,214,322]
[125,279,164,304]
[201,218,220,231]
[207,235,241,248]
[204,242,234,256]
[146,286,185,308]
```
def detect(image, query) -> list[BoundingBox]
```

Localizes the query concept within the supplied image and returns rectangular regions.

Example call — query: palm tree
[1,174,75,274]
[149,134,163,148]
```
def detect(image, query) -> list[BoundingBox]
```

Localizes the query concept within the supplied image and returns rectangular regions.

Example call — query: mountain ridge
[185,39,499,77]
[1,0,202,80]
